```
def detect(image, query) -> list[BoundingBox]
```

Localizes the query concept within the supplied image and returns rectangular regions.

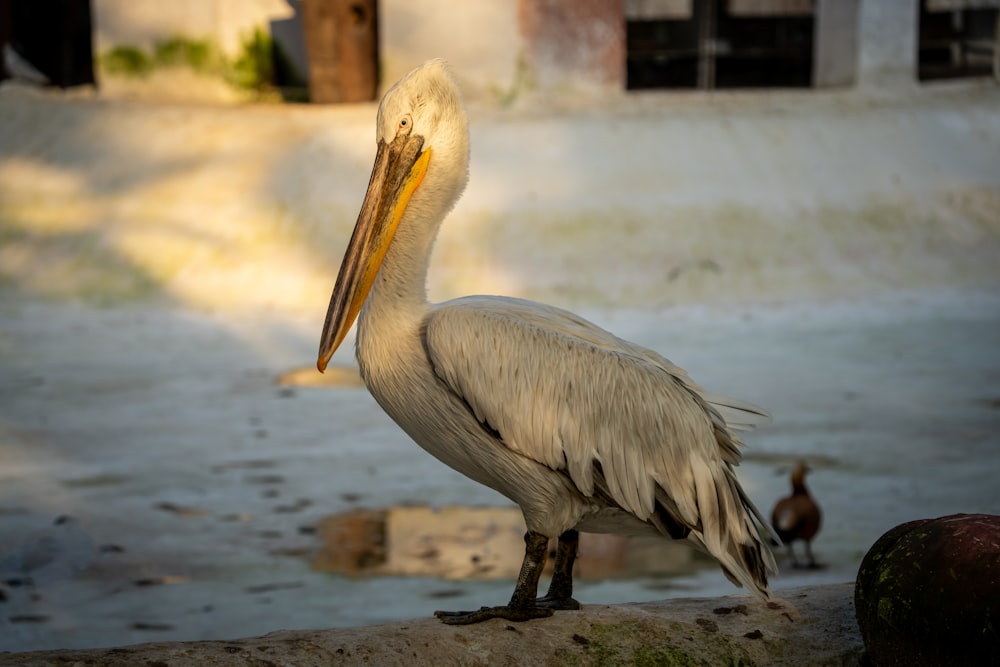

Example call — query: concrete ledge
[4,583,862,666]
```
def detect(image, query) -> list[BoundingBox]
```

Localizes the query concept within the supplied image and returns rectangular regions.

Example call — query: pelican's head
[317,60,470,371]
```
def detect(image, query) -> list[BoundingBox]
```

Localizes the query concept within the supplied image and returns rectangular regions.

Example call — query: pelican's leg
[434,531,554,625]
[537,529,581,610]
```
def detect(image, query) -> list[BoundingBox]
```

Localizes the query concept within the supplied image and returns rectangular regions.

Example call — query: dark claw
[434,605,554,625]
[536,594,581,611]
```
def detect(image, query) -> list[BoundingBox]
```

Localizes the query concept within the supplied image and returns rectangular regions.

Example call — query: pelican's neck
[358,204,443,345]
[357,85,470,360]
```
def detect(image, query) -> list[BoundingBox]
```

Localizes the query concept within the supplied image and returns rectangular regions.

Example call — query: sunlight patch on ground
[2,178,999,312]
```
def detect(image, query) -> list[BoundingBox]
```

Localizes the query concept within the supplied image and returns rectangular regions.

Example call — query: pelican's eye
[397,114,412,136]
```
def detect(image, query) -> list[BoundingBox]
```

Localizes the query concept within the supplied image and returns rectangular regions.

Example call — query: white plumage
[318,59,777,624]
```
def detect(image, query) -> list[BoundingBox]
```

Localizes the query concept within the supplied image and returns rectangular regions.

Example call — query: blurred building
[0,0,96,87]
[3,0,998,99]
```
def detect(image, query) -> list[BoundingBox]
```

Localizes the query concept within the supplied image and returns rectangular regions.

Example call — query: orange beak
[317,134,431,371]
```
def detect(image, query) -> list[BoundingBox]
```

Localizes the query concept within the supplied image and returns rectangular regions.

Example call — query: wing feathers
[426,298,745,513]
[700,391,772,432]
[424,296,774,595]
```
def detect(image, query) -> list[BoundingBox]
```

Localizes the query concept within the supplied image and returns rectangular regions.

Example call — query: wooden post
[0,0,9,81]
[303,0,378,103]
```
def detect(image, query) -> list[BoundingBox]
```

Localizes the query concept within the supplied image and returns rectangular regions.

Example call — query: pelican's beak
[317,134,431,372]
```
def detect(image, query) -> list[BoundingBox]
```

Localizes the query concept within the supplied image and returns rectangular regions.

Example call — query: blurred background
[1,0,999,653]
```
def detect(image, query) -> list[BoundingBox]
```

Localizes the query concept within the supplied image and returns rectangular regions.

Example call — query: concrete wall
[856,0,919,87]
[339,0,629,100]
[91,0,529,100]
[520,0,626,94]
[379,0,522,101]
[93,0,309,83]
[814,0,860,87]
[93,0,294,56]
[91,0,931,98]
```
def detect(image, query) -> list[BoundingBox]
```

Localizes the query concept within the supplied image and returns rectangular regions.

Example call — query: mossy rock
[855,513,1000,666]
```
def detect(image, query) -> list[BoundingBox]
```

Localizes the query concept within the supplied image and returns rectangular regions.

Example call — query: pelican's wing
[423,295,767,537]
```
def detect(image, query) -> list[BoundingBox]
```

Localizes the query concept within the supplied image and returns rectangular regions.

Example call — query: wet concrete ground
[1,74,998,653]
[1,290,998,652]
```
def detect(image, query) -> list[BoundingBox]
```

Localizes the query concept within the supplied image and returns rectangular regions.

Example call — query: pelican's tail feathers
[686,463,778,601]
[688,528,776,600]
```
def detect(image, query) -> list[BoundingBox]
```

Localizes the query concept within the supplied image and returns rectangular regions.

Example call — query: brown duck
[771,462,822,568]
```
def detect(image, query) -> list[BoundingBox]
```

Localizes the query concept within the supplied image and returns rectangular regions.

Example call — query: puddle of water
[278,365,363,388]
[59,474,132,488]
[311,505,712,581]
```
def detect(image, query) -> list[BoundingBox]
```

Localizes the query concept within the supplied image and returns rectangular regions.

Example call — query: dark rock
[855,513,1000,666]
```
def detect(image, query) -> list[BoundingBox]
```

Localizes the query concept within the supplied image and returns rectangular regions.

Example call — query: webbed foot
[434,605,554,625]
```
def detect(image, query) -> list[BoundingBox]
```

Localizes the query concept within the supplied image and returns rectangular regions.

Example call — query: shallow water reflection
[311,505,713,581]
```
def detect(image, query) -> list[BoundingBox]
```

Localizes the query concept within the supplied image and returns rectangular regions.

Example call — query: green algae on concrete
[568,617,756,666]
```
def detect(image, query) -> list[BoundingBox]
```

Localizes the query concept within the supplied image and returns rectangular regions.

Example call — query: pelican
[771,461,822,568]
[318,59,777,624]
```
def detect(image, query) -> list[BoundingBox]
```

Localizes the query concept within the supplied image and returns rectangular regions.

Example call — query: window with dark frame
[625,0,815,90]
[918,0,999,81]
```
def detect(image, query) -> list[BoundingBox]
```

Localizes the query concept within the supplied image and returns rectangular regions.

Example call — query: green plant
[98,28,303,101]
[226,27,276,93]
[152,36,221,72]
[100,45,153,77]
